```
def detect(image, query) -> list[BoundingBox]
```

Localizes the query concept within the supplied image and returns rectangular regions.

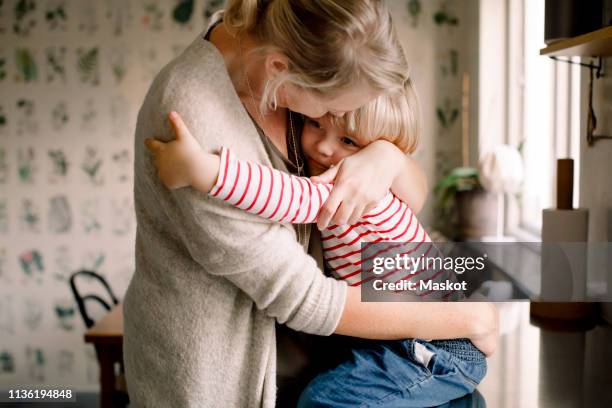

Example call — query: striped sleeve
[209,147,332,224]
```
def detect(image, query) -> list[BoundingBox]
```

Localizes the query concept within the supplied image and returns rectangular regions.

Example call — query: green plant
[434,166,481,217]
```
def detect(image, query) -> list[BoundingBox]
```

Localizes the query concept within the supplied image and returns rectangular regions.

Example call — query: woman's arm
[337,287,499,356]
[390,150,428,214]
[311,140,428,229]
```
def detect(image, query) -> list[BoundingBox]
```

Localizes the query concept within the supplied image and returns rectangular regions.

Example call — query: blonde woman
[123,1,499,407]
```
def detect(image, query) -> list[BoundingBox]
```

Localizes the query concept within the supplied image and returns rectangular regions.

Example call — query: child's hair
[341,77,421,154]
[224,0,408,110]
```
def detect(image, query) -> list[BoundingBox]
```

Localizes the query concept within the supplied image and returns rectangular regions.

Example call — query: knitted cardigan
[123,32,347,408]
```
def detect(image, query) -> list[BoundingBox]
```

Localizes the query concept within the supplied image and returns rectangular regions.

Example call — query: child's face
[300,115,365,176]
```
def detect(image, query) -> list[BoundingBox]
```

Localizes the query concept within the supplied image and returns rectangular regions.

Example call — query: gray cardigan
[123,33,347,407]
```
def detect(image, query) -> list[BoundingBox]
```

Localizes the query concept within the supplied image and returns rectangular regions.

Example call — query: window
[504,0,581,238]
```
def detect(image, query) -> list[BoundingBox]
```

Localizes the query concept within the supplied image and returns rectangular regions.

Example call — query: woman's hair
[225,0,408,110]
[340,77,421,154]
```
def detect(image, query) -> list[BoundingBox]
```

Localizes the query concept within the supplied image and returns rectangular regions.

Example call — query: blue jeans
[297,339,487,408]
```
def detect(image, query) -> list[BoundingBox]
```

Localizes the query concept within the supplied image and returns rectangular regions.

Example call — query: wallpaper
[0,0,224,390]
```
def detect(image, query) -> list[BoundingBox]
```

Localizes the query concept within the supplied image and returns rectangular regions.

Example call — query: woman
[123,1,498,407]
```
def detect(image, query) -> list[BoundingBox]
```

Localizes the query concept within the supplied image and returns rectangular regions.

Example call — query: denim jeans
[297,338,487,408]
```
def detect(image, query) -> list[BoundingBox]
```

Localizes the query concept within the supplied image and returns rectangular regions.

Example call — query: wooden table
[84,304,127,408]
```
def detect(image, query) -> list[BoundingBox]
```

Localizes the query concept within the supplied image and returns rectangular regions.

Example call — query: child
[146,107,451,296]
[145,81,487,406]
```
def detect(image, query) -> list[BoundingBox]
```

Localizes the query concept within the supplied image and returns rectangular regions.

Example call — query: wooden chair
[70,270,129,407]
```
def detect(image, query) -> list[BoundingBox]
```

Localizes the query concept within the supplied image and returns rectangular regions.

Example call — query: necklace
[243,65,303,174]
[240,38,307,243]
[287,111,305,175]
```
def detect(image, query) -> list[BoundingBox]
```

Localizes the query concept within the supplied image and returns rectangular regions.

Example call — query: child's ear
[264,52,289,79]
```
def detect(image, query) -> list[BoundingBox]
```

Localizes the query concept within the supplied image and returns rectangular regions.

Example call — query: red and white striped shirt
[210,148,458,299]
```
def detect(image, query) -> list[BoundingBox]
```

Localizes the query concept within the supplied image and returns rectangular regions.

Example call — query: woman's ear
[264,52,289,79]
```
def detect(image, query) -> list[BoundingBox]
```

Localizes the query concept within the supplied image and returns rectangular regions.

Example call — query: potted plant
[434,167,497,240]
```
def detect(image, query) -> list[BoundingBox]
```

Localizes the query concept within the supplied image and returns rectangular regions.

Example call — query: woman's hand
[311,140,409,229]
[145,111,220,193]
[469,302,499,357]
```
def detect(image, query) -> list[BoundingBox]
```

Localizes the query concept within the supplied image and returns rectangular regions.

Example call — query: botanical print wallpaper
[0,0,469,391]
[0,0,224,390]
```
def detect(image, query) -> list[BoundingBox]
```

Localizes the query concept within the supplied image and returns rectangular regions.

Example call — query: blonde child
[146,79,487,406]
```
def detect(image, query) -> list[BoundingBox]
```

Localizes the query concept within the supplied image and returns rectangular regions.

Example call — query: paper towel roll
[532,158,595,320]
[541,208,589,301]
[542,208,589,241]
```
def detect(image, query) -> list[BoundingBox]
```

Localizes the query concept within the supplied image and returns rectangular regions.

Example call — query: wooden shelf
[540,26,612,57]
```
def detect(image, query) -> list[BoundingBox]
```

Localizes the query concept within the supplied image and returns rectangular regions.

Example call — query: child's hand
[146,111,221,193]
[145,111,203,189]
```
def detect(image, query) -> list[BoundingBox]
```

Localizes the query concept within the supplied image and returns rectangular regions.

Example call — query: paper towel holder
[530,159,597,324]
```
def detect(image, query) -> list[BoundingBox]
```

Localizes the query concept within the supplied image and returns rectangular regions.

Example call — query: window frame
[500,0,581,241]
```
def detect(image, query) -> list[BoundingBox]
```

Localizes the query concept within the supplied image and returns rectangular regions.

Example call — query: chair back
[69,270,119,329]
